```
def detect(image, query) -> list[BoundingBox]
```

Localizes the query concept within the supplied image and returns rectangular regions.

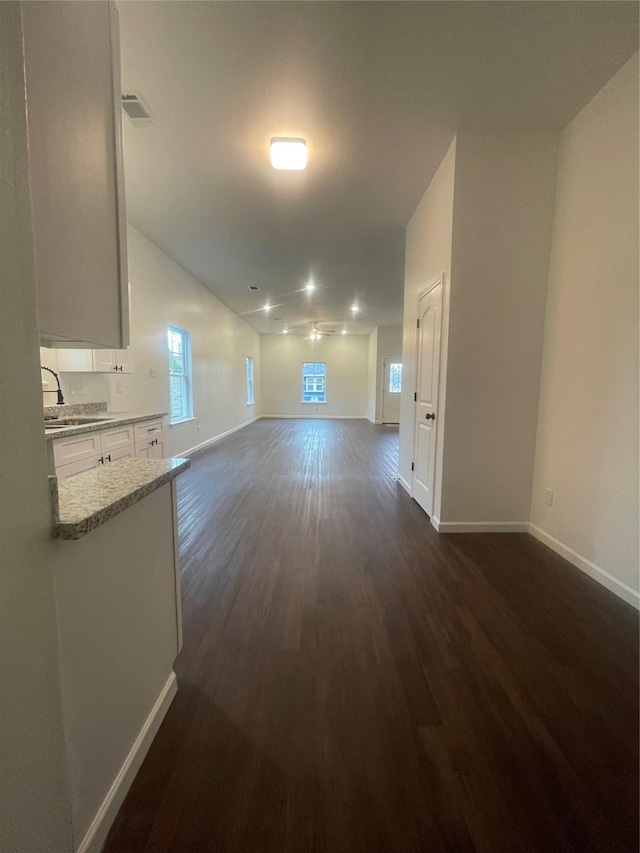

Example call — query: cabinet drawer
[102,443,136,463]
[100,423,135,452]
[55,455,101,480]
[53,432,102,467]
[134,418,164,443]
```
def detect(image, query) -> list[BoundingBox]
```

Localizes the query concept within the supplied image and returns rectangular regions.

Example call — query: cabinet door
[55,349,95,373]
[23,1,129,349]
[135,443,151,459]
[104,444,136,464]
[55,455,102,480]
[150,438,165,459]
[53,432,103,468]
[93,349,118,372]
[114,347,133,373]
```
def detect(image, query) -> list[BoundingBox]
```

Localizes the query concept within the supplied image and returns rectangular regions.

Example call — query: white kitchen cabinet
[100,424,136,453]
[53,432,104,469]
[22,1,129,349]
[55,455,103,481]
[56,347,133,374]
[134,418,165,459]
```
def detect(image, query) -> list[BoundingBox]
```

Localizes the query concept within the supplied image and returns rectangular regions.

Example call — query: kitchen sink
[44,416,114,429]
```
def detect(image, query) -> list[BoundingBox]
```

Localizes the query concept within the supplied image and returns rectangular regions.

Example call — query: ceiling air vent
[122,93,153,124]
[248,285,260,292]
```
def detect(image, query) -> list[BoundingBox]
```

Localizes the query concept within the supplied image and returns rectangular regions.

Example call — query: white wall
[0,7,73,848]
[440,133,558,525]
[261,334,368,418]
[366,327,378,422]
[399,138,456,501]
[43,225,262,457]
[531,53,639,603]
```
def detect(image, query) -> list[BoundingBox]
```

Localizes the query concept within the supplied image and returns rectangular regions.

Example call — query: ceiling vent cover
[248,285,260,291]
[122,93,153,124]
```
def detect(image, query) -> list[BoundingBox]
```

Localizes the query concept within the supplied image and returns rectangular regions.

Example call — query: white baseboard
[529,523,639,610]
[435,520,530,533]
[181,416,258,458]
[260,415,367,420]
[397,475,412,495]
[77,672,178,853]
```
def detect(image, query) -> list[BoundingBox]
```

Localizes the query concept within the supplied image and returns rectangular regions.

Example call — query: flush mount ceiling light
[351,304,359,313]
[305,282,315,292]
[263,303,271,312]
[270,137,307,171]
[342,329,347,335]
[282,329,289,335]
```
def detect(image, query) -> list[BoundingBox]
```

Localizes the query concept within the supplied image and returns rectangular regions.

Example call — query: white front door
[382,360,402,424]
[412,280,443,517]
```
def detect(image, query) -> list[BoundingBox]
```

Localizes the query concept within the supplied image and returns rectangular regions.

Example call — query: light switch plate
[544,488,554,507]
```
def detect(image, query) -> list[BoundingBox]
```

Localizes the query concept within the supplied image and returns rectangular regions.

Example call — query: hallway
[105,419,639,852]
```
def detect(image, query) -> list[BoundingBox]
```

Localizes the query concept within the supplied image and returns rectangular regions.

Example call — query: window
[167,325,193,423]
[302,362,326,403]
[388,362,403,393]
[246,356,255,405]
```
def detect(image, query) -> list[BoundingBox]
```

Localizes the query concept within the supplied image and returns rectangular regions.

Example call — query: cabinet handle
[98,456,104,464]
[106,454,111,462]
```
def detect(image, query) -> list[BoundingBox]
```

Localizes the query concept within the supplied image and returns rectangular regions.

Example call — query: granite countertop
[52,457,191,540]
[44,410,168,440]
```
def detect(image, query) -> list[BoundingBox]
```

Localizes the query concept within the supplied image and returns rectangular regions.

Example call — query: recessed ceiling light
[306,282,315,292]
[264,303,271,311]
[342,329,347,335]
[270,137,307,171]
[282,329,288,335]
[351,304,359,313]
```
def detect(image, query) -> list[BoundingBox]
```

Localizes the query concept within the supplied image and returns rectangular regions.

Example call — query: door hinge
[411,462,415,471]
[414,392,417,402]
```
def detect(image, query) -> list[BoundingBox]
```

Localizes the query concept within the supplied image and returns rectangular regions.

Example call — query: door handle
[425,413,435,420]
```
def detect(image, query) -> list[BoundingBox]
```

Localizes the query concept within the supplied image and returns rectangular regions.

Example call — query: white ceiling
[118,1,638,335]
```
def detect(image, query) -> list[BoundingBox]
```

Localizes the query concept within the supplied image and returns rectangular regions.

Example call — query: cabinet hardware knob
[425,413,435,420]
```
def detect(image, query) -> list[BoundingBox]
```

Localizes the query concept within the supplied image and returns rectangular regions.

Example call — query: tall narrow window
[246,356,255,405]
[302,362,326,403]
[167,325,193,424]
[388,362,403,393]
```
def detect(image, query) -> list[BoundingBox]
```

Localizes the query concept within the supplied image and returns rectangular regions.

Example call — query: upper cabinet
[22,1,129,350]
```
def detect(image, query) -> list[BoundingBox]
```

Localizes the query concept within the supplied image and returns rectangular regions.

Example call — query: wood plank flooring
[105,418,639,853]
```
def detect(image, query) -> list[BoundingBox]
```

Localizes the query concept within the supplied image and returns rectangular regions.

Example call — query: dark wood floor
[105,419,639,853]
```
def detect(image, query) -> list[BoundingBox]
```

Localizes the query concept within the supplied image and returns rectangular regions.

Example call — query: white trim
[397,475,412,495]
[169,416,195,429]
[180,416,258,457]
[366,416,382,425]
[435,521,530,533]
[529,523,639,610]
[431,515,440,531]
[260,415,366,420]
[77,673,178,853]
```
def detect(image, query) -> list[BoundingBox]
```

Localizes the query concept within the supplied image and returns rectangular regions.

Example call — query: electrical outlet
[544,488,554,507]
[69,379,84,396]
[115,380,123,395]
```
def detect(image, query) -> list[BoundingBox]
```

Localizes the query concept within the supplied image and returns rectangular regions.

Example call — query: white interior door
[382,360,402,424]
[412,280,443,517]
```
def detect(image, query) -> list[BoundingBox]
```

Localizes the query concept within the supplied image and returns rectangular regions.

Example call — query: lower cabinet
[52,418,165,479]
[134,418,165,459]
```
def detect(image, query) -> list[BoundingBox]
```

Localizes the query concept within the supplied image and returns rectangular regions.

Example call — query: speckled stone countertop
[44,409,168,440]
[53,457,190,540]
